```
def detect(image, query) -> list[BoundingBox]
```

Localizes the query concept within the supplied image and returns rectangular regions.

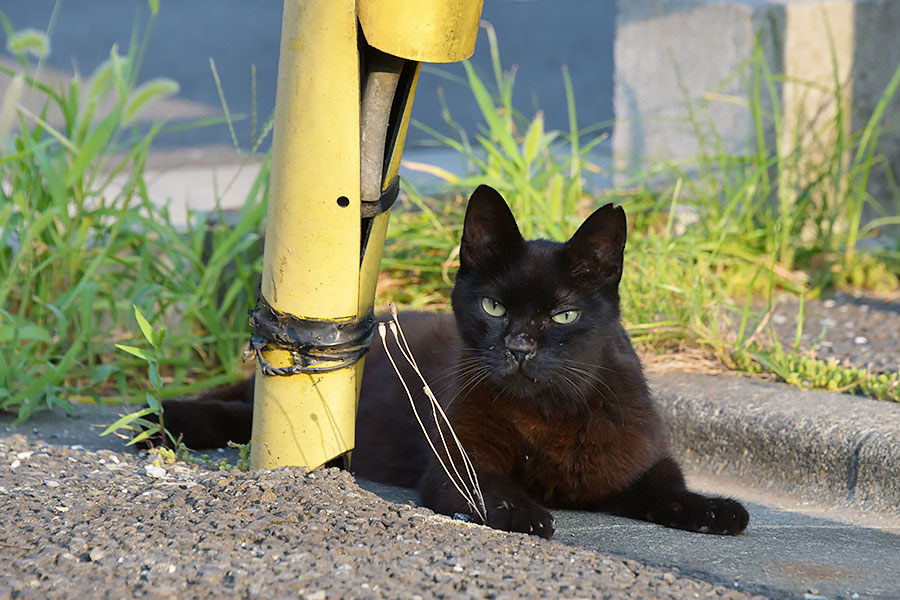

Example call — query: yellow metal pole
[250,0,362,470]
[251,0,483,472]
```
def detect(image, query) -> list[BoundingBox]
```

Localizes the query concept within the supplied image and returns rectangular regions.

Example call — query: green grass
[1,9,898,430]
[0,7,269,422]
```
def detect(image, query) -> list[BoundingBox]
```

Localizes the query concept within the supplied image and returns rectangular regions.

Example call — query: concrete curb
[651,372,900,519]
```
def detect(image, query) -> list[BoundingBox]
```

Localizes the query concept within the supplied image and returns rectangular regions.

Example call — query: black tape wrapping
[360,176,400,218]
[248,295,376,375]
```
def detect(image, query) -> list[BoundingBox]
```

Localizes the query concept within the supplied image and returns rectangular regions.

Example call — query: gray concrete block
[651,372,900,517]
[614,0,900,217]
[613,1,785,178]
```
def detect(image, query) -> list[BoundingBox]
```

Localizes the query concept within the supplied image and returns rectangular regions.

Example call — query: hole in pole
[337,196,350,208]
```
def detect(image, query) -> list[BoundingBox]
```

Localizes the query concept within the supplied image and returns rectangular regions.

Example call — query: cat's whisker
[444,371,492,411]
[555,359,623,406]
[558,357,620,374]
[427,360,489,389]
[561,364,619,403]
[388,348,492,406]
[560,365,627,427]
[556,373,590,411]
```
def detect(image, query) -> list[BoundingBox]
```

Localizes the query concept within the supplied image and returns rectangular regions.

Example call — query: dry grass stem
[377,304,486,522]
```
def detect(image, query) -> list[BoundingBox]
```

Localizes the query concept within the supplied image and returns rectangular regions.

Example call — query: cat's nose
[504,333,537,365]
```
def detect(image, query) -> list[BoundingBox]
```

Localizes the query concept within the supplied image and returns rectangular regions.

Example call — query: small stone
[144,464,167,479]
[303,591,326,600]
[10,460,20,469]
[854,336,869,345]
[54,506,69,513]
[663,572,676,584]
[88,548,106,562]
[44,480,60,488]
[16,451,34,460]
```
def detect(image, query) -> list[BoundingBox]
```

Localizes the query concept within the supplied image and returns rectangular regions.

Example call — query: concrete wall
[613,0,900,219]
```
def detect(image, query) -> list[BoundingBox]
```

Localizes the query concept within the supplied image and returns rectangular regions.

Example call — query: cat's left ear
[564,203,627,286]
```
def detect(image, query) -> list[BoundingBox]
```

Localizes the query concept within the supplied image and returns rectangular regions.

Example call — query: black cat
[158,185,749,539]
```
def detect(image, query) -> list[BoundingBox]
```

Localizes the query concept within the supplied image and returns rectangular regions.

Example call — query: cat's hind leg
[598,457,749,535]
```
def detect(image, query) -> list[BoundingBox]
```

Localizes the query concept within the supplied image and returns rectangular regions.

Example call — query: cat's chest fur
[477,394,664,508]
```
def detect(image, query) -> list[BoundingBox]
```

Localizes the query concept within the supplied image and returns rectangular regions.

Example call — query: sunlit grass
[380,24,900,401]
[0,8,268,421]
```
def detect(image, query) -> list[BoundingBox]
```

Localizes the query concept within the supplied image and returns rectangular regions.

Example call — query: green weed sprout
[100,306,178,448]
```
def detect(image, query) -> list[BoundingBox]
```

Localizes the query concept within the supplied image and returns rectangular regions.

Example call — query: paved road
[1,0,616,149]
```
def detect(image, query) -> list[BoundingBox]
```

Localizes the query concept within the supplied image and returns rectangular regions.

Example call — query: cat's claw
[650,494,749,535]
[484,498,555,539]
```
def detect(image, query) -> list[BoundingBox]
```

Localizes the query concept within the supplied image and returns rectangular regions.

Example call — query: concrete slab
[653,372,900,518]
[613,1,783,178]
[359,450,900,600]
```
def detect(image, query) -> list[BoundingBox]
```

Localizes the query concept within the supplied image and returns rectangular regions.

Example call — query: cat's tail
[135,378,255,450]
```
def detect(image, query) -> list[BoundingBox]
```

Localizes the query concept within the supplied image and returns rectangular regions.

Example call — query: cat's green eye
[481,297,507,317]
[551,309,580,324]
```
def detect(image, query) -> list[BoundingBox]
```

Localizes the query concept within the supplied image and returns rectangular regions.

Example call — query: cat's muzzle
[504,332,537,367]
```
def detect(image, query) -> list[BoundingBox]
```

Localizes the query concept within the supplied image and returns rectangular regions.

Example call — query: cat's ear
[564,203,627,286]
[459,185,524,268]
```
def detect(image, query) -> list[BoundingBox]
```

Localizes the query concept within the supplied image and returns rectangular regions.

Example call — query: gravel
[767,292,900,373]
[0,433,768,600]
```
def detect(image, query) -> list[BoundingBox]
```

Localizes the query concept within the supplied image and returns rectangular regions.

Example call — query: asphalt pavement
[1,0,616,149]
[5,373,899,599]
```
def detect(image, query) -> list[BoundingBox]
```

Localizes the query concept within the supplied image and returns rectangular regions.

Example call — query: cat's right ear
[459,185,524,268]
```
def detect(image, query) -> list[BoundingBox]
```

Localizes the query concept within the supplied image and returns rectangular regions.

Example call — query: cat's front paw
[483,496,555,539]
[650,493,749,535]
